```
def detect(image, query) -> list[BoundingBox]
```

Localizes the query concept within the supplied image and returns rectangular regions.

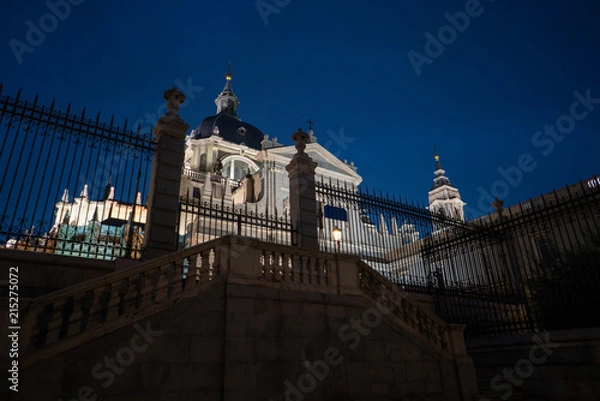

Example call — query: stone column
[286,129,319,250]
[448,324,479,400]
[143,87,190,260]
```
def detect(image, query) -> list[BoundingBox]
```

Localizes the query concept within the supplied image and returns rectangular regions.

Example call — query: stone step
[474,381,548,401]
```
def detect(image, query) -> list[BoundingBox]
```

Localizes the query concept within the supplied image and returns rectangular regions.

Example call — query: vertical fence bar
[0,89,155,259]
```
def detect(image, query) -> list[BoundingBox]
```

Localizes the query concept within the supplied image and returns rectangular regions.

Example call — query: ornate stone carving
[163,87,185,114]
[291,128,309,153]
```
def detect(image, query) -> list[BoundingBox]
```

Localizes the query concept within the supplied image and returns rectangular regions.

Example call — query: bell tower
[428,149,465,222]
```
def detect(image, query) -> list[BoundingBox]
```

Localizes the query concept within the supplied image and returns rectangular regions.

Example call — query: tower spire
[223,62,233,93]
[428,148,466,223]
[431,149,452,190]
[433,145,442,171]
[215,63,240,115]
[103,175,112,200]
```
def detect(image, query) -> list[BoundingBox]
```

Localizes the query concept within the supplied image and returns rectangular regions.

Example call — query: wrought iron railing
[316,177,600,337]
[0,87,155,260]
[178,196,294,248]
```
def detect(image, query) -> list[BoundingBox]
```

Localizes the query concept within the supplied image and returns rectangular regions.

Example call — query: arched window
[221,155,259,181]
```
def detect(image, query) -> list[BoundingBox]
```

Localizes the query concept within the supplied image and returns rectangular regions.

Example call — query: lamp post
[332,226,342,253]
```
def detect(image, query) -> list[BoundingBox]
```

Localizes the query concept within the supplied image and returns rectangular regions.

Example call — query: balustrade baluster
[137,271,156,308]
[188,253,200,285]
[33,304,54,349]
[104,282,122,322]
[259,250,266,278]
[313,257,320,285]
[79,290,95,333]
[290,254,299,282]
[274,253,282,282]
[164,263,176,298]
[286,255,293,281]
[267,251,274,280]
[120,275,140,317]
[44,299,71,347]
[58,297,75,340]
[208,248,216,279]
[173,259,186,292]
[302,256,310,284]
[116,278,131,317]
[153,264,172,303]
[63,293,86,338]
[96,285,112,323]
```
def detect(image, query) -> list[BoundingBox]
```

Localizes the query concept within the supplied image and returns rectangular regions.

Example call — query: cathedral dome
[192,113,264,150]
[191,66,265,150]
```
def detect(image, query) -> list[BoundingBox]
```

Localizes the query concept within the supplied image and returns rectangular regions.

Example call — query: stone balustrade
[357,260,452,352]
[21,235,464,367]
[20,237,224,367]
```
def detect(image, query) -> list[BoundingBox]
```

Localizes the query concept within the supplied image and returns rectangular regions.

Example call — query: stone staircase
[473,379,548,401]
[20,235,460,365]
[16,235,481,400]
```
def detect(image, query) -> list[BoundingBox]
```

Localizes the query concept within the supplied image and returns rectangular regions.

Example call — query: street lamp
[332,226,342,253]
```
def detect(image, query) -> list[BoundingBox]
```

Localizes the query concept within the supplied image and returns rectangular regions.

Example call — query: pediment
[266,143,362,185]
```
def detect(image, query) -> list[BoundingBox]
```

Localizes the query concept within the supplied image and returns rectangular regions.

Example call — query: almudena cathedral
[0,69,599,401]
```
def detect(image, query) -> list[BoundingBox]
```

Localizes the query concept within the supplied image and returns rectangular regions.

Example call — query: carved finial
[61,188,70,203]
[292,128,309,153]
[492,197,504,216]
[79,184,88,198]
[163,87,185,113]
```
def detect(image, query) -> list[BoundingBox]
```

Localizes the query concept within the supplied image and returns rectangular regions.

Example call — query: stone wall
[16,282,471,401]
[467,328,600,401]
[0,248,121,297]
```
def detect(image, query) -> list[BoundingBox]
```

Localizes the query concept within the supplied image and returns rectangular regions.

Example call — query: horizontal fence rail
[0,87,155,260]
[179,196,294,248]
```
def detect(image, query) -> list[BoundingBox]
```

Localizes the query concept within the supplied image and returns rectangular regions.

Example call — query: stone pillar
[143,87,190,260]
[286,129,319,250]
[448,324,479,400]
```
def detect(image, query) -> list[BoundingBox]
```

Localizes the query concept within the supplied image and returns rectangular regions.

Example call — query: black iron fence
[2,87,599,338]
[316,178,600,337]
[315,180,475,277]
[424,179,600,336]
[0,87,155,260]
[178,196,293,248]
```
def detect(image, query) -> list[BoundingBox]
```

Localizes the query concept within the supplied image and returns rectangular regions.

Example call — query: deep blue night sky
[1,0,599,219]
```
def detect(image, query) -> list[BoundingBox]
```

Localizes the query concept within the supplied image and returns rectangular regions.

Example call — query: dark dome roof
[191,112,264,150]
